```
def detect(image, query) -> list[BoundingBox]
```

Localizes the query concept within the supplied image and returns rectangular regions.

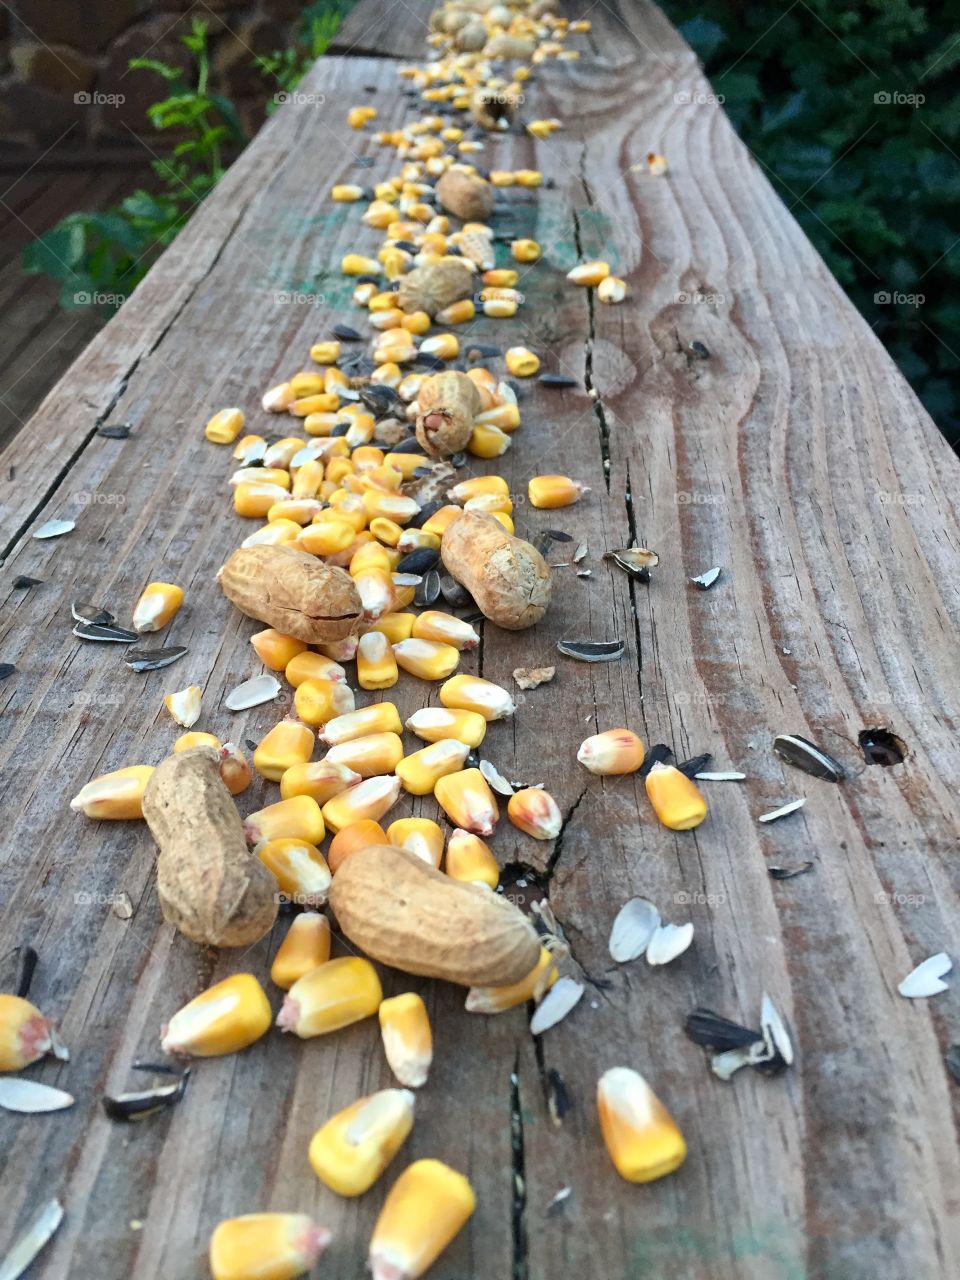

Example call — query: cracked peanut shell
[143,748,278,947]
[436,168,494,222]
[397,259,475,318]
[441,510,552,630]
[219,544,362,643]
[416,371,482,457]
[329,844,541,986]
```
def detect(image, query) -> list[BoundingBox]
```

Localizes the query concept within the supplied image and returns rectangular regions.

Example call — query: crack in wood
[510,1058,529,1280]
[574,145,612,493]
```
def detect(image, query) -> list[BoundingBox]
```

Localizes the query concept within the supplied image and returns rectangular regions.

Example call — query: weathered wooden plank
[1,8,959,1280]
[328,0,435,60]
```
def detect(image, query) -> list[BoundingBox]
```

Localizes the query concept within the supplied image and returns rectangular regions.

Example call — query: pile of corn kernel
[14,4,699,1279]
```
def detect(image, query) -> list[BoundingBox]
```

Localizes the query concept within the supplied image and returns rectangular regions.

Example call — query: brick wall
[0,0,308,149]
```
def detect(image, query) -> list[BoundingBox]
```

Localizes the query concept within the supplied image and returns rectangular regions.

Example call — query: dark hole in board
[858,727,906,766]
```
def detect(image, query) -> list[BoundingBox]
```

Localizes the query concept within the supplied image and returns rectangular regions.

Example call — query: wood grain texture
[2,4,960,1280]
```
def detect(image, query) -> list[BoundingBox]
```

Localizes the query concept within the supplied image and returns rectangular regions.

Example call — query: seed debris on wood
[529,977,584,1036]
[479,759,513,795]
[690,566,721,589]
[695,770,746,781]
[125,646,187,672]
[557,638,624,663]
[758,797,806,823]
[225,674,281,710]
[73,621,138,644]
[97,423,132,439]
[604,546,659,582]
[13,576,42,589]
[0,663,15,681]
[33,519,75,540]
[0,1197,63,1279]
[102,1062,191,1122]
[768,862,814,880]
[774,734,844,782]
[646,922,694,967]
[71,601,116,627]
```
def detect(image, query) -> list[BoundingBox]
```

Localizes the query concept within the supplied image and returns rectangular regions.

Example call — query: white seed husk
[898,952,952,998]
[0,1078,75,1114]
[646,922,694,966]
[479,758,514,795]
[758,797,806,823]
[0,1197,64,1280]
[608,897,661,962]
[695,771,746,781]
[225,674,281,710]
[529,977,584,1035]
[33,519,75,540]
[760,993,794,1064]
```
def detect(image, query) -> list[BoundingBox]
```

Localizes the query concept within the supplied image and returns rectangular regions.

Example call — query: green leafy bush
[661,0,960,441]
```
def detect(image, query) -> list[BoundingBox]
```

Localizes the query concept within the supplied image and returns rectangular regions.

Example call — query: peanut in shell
[219,544,362,643]
[415,371,482,457]
[441,510,552,630]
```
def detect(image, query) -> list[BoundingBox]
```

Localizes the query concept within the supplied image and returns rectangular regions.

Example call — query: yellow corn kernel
[393,638,460,681]
[482,296,517,319]
[465,946,558,1013]
[355,567,397,621]
[381,455,428,482]
[326,731,404,778]
[396,740,470,797]
[326,493,369,531]
[361,490,421,524]
[289,371,327,398]
[482,268,518,287]
[420,504,462,538]
[284,652,346,688]
[319,703,402,746]
[325,366,350,393]
[161,974,271,1057]
[468,422,511,458]
[321,775,402,833]
[328,819,388,873]
[386,818,445,868]
[379,993,432,1088]
[164,684,202,729]
[369,516,404,548]
[396,310,429,337]
[326,455,355,485]
[489,510,515,534]
[526,119,559,139]
[262,382,295,412]
[578,728,645,775]
[132,581,183,633]
[264,437,306,468]
[310,1088,415,1196]
[434,298,476,325]
[175,731,221,753]
[332,183,365,203]
[444,829,499,888]
[0,995,60,1072]
[489,169,515,186]
[510,239,540,263]
[219,743,252,797]
[253,720,315,782]
[411,610,479,651]
[364,200,401,230]
[369,289,400,313]
[230,466,292,492]
[233,433,266,462]
[294,678,356,728]
[475,402,521,432]
[597,275,627,304]
[350,544,395,579]
[242,519,301,549]
[507,787,562,840]
[280,759,361,805]
[271,912,332,990]
[357,630,400,690]
[353,447,390,475]
[364,614,415,645]
[463,492,513,516]
[343,253,380,275]
[371,361,402,388]
[396,528,440,555]
[276,956,382,1037]
[234,481,290,518]
[597,1066,686,1183]
[354,280,378,306]
[210,1214,330,1280]
[348,105,377,128]
[566,260,610,286]
[268,498,325,526]
[245,795,325,847]
[528,474,589,509]
[251,628,307,671]
[259,838,331,905]
[645,763,708,831]
[305,342,341,370]
[420,333,459,360]
[297,520,357,558]
[447,475,509,504]
[404,707,486,749]
[205,407,245,444]
[300,410,341,438]
[505,346,540,377]
[368,1160,475,1280]
[434,767,498,837]
[69,765,155,820]
[515,168,543,187]
[439,674,515,721]
[291,393,340,417]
